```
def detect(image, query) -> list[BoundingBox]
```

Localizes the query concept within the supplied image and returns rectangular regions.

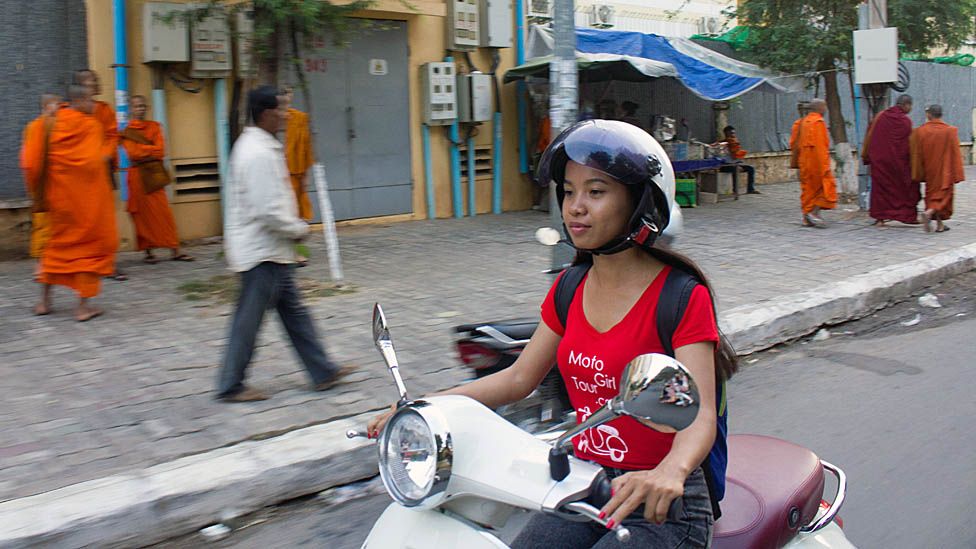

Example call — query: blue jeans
[216,262,339,397]
[512,468,713,549]
[721,164,756,193]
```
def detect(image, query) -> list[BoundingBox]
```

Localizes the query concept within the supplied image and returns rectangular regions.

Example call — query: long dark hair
[574,247,739,382]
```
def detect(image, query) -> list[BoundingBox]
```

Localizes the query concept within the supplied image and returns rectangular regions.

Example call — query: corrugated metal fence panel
[0,1,88,202]
[730,61,976,153]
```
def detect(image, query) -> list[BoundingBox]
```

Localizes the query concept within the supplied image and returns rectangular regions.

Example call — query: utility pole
[549,0,577,270]
[857,0,889,209]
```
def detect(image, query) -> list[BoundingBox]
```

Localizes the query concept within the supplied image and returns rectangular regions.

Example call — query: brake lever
[562,501,631,542]
[346,429,370,439]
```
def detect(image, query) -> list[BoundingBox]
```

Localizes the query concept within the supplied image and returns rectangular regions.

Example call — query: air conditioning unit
[527,0,552,21]
[589,4,616,29]
[698,16,722,35]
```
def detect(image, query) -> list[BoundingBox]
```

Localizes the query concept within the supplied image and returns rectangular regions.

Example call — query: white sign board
[853,28,898,84]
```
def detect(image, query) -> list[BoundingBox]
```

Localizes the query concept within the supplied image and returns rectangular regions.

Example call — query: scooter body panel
[783,521,855,549]
[362,503,508,549]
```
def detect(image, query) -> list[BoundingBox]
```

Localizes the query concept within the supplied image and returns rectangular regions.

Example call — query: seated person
[619,101,643,130]
[718,125,759,195]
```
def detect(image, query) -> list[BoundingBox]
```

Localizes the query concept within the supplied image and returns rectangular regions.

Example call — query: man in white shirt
[216,86,349,402]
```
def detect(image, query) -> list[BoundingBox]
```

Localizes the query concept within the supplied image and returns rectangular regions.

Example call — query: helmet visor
[561,122,662,186]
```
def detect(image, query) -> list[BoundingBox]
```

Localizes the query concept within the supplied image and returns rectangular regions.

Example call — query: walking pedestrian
[120,95,193,263]
[862,94,919,227]
[76,68,128,280]
[21,85,118,320]
[911,105,965,233]
[790,99,837,227]
[216,85,351,402]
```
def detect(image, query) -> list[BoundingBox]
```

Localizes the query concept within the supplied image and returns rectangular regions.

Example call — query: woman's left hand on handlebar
[600,464,686,526]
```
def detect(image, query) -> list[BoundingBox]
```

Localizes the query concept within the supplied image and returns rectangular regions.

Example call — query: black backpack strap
[655,267,724,520]
[554,263,592,330]
[655,267,699,358]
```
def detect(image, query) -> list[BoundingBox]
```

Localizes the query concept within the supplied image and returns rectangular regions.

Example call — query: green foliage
[889,0,976,56]
[730,0,861,73]
[731,0,976,73]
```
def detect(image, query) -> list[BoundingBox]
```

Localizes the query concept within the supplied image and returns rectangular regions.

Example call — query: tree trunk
[254,6,279,86]
[823,70,859,200]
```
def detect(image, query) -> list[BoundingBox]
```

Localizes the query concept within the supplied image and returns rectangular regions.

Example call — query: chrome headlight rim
[377,400,452,507]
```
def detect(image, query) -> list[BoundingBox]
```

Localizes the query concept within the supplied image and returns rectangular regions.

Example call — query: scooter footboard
[361,503,509,549]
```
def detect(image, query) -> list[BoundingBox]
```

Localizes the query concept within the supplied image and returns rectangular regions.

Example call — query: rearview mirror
[535,227,562,247]
[549,353,699,480]
[372,303,409,404]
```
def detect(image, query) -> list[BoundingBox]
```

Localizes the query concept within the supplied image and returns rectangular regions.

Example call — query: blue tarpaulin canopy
[505,26,801,101]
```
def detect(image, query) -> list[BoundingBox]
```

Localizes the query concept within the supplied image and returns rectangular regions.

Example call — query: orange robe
[122,120,179,250]
[285,108,314,220]
[911,119,965,220]
[93,100,119,179]
[20,115,55,258]
[791,113,837,213]
[22,108,117,297]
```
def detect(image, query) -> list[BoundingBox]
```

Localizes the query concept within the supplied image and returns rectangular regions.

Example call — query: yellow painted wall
[87,0,533,244]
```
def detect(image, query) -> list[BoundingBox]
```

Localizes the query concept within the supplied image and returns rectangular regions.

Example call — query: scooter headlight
[378,403,452,507]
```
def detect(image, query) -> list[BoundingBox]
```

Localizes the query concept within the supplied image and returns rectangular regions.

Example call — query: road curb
[722,242,976,354]
[0,413,378,548]
[3,243,974,548]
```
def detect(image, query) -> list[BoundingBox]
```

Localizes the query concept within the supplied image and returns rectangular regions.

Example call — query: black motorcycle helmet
[536,119,678,255]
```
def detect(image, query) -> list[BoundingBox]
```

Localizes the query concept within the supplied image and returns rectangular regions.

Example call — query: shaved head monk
[863,94,920,227]
[911,104,965,233]
[21,84,118,321]
[76,69,128,281]
[790,99,837,227]
[121,95,193,263]
[21,93,62,263]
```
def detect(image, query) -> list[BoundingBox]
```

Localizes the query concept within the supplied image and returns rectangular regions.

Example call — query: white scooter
[350,304,855,548]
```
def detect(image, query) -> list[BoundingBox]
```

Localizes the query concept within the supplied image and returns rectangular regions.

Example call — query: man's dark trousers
[217,261,339,397]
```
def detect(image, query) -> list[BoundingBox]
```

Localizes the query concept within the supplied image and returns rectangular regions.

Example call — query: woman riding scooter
[369,120,738,548]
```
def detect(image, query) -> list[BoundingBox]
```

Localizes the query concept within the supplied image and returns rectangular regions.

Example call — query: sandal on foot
[171,254,195,262]
[143,255,159,265]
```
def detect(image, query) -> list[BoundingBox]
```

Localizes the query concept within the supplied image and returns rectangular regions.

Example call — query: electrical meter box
[143,2,188,63]
[853,28,898,84]
[458,72,493,122]
[191,9,232,77]
[480,0,513,48]
[447,0,480,51]
[421,62,458,126]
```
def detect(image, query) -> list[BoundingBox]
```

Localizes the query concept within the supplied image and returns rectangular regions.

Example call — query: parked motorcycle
[350,304,855,548]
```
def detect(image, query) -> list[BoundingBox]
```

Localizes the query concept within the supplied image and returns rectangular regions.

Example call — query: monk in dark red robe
[911,104,966,233]
[862,95,919,226]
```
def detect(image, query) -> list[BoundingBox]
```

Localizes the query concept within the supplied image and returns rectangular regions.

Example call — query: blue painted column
[492,111,503,213]
[467,135,477,215]
[422,123,436,219]
[515,0,529,174]
[214,78,231,220]
[113,0,130,200]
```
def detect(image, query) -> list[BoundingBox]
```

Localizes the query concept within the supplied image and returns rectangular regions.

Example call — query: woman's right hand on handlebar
[367,403,397,439]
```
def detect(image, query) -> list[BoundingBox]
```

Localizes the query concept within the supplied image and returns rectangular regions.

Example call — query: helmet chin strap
[562,219,660,256]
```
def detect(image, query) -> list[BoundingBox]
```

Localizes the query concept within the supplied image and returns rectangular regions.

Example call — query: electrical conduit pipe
[112,0,130,201]
[423,123,436,219]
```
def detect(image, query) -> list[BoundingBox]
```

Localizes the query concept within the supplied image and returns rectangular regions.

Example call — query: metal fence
[581,58,976,154]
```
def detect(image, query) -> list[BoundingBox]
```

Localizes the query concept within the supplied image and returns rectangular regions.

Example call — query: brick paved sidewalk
[0,175,973,503]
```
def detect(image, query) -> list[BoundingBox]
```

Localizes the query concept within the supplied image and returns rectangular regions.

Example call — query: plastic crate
[676,178,696,208]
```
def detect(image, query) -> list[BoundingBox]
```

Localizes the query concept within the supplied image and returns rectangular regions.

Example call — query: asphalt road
[160,272,976,549]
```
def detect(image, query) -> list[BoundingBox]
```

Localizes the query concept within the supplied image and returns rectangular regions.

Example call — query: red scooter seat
[713,435,825,549]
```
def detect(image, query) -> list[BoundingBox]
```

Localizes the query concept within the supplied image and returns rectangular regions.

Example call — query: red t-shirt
[541,266,719,470]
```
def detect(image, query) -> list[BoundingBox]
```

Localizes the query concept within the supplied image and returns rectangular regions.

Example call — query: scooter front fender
[361,503,508,549]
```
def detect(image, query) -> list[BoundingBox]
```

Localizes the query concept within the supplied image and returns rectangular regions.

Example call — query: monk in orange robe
[790,99,837,228]
[22,85,117,321]
[283,88,315,221]
[20,93,62,264]
[76,69,129,280]
[911,104,965,233]
[121,95,193,263]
